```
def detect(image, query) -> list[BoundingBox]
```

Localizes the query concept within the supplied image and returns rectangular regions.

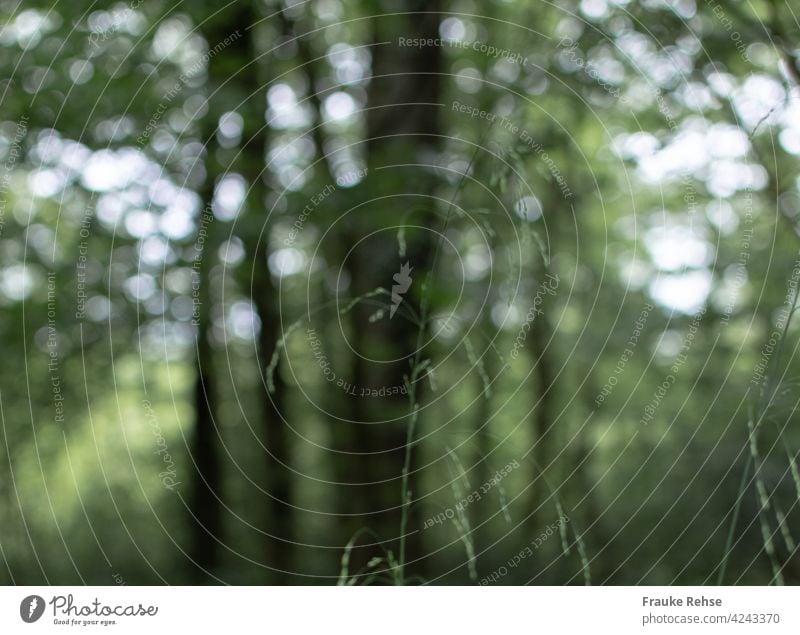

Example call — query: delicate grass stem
[395,126,493,585]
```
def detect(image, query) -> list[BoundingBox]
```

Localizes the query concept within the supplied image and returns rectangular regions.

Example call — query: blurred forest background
[2,0,800,585]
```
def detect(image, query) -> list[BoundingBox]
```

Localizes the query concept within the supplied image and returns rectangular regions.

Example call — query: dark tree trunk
[250,239,292,581]
[189,2,262,583]
[188,84,228,574]
[189,313,222,579]
[474,345,498,576]
[527,309,554,531]
[239,3,294,582]
[343,0,444,580]
[187,29,228,584]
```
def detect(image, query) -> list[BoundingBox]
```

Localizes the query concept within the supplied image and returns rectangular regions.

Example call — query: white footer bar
[1,586,796,634]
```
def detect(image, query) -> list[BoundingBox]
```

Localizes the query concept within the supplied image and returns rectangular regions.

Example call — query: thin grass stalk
[395,126,493,584]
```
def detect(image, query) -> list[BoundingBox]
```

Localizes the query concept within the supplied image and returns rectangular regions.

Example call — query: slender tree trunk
[474,345,497,575]
[531,312,554,463]
[238,3,294,582]
[189,180,222,582]
[189,0,271,582]
[250,242,292,580]
[189,335,221,576]
[343,0,444,580]
[244,148,293,582]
